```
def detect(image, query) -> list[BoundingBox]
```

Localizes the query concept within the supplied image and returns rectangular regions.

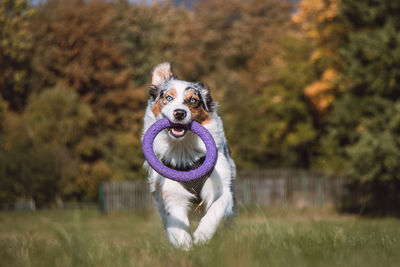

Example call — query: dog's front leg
[164,204,192,250]
[193,157,234,245]
[153,180,193,250]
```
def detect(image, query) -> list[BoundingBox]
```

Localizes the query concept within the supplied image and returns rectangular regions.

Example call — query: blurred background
[2,1,400,266]
[1,0,400,216]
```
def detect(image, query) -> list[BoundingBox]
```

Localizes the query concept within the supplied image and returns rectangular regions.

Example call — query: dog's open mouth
[169,127,187,138]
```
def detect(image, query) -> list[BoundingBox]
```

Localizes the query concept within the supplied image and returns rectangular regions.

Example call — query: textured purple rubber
[142,118,218,182]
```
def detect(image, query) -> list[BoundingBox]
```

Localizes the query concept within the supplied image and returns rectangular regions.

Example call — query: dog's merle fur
[142,62,236,249]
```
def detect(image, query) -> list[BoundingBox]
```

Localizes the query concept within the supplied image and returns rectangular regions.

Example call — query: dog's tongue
[171,127,185,137]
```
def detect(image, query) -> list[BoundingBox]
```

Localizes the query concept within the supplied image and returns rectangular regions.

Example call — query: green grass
[0,207,399,267]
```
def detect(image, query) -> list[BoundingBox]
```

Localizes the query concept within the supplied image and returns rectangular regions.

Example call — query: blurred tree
[228,0,293,83]
[0,96,7,129]
[23,87,93,148]
[25,87,96,200]
[173,0,241,83]
[32,0,141,131]
[255,34,317,168]
[115,1,181,87]
[30,0,149,200]
[0,87,91,205]
[115,0,311,170]
[208,0,313,168]
[0,0,35,111]
[0,139,68,206]
[103,132,146,181]
[171,0,291,92]
[324,0,400,214]
[293,0,343,117]
[223,32,317,169]
[2,0,373,205]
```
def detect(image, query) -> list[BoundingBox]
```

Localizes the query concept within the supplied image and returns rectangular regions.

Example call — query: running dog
[142,62,236,250]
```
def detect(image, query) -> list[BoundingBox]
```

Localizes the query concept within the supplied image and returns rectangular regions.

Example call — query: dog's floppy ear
[151,62,176,86]
[148,84,160,100]
[194,82,215,112]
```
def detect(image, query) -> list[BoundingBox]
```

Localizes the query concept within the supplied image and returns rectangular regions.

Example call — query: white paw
[193,228,213,245]
[168,229,193,250]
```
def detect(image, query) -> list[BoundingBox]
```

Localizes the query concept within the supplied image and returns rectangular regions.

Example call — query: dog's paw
[168,229,193,250]
[193,229,212,245]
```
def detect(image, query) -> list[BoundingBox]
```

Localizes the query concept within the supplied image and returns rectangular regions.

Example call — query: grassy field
[0,207,399,267]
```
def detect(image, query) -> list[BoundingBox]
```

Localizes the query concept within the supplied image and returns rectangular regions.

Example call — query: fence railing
[99,181,152,212]
[236,169,344,209]
[99,169,345,213]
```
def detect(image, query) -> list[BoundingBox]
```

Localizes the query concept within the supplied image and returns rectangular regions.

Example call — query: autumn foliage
[1,0,400,214]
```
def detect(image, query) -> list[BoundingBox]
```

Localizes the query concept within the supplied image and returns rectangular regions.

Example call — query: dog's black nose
[173,109,187,121]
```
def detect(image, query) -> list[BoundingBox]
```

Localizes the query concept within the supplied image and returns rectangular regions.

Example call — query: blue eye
[166,96,173,101]
[190,98,197,103]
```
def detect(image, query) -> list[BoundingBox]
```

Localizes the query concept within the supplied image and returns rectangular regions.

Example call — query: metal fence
[99,169,345,213]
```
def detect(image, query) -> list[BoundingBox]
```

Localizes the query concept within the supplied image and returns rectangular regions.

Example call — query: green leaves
[24,87,93,147]
[0,87,90,205]
[252,34,317,167]
[322,0,400,213]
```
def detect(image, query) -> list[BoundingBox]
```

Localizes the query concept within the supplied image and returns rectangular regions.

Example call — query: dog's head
[148,62,215,140]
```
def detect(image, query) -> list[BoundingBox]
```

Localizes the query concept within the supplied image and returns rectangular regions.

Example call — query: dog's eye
[166,95,173,101]
[189,98,197,104]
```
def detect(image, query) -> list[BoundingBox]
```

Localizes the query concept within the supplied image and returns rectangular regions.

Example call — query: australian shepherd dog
[142,62,236,249]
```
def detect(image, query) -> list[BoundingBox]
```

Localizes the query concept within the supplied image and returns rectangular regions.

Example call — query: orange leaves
[33,0,132,95]
[293,0,342,114]
[293,0,341,59]
[304,68,338,112]
[293,0,340,41]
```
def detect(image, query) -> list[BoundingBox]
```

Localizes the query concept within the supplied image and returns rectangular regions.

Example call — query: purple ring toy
[142,118,218,182]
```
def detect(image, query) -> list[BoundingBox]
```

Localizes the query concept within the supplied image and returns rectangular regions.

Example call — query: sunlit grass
[0,207,399,267]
